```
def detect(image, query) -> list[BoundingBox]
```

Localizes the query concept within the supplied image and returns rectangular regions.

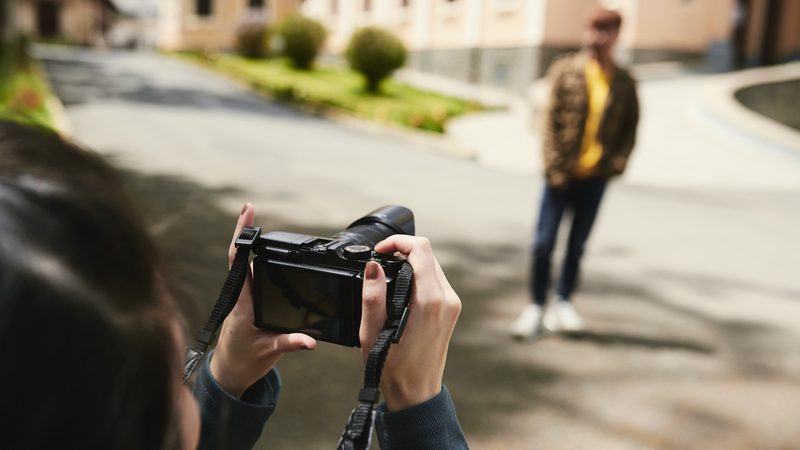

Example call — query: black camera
[250,206,415,347]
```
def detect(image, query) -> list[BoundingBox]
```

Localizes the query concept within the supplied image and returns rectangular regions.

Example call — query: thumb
[359,261,387,361]
[273,333,317,353]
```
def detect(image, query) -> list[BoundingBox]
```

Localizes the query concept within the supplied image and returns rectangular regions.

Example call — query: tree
[0,0,11,49]
[278,14,326,70]
[346,27,407,93]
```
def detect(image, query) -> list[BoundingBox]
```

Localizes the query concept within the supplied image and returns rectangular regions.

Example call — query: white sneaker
[544,300,584,332]
[511,304,544,339]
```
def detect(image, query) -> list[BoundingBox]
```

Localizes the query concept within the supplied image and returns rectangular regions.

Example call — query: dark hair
[588,9,623,31]
[0,120,180,450]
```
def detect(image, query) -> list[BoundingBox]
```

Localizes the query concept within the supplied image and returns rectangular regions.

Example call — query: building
[735,0,800,68]
[301,0,800,92]
[157,0,302,51]
[14,0,118,45]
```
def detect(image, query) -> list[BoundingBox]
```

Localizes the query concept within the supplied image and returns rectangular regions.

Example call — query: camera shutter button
[343,244,372,260]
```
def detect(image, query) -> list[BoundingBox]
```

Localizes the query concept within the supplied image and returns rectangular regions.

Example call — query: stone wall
[407,45,581,93]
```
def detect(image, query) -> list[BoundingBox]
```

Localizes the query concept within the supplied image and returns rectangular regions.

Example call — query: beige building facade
[157,0,302,50]
[302,0,798,91]
[13,0,116,45]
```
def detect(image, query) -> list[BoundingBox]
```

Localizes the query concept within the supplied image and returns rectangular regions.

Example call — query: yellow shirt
[574,58,612,178]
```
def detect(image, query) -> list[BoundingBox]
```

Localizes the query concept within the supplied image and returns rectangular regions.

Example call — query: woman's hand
[359,236,461,411]
[210,203,317,398]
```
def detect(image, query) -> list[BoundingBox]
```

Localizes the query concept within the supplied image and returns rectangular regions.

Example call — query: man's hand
[549,173,569,189]
[210,203,316,397]
[359,236,461,411]
[611,157,627,174]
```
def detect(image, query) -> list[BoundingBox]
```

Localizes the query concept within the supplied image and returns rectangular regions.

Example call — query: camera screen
[253,261,358,346]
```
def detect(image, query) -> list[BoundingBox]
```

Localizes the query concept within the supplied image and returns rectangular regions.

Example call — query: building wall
[15,0,106,45]
[540,0,597,47]
[745,0,766,58]
[776,0,800,60]
[174,0,243,50]
[15,2,36,34]
[427,0,467,49]
[626,0,733,52]
[303,0,799,91]
[740,0,800,65]
[62,0,103,44]
[158,0,302,51]
[475,0,532,48]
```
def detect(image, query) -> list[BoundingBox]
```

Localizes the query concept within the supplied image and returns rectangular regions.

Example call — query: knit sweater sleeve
[193,351,282,450]
[375,386,469,449]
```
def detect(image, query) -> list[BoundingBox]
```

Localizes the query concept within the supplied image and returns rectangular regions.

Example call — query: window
[364,0,371,12]
[249,0,264,8]
[196,0,213,17]
[331,0,339,14]
[491,0,521,13]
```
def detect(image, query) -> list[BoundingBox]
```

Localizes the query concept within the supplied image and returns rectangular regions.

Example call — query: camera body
[251,206,414,347]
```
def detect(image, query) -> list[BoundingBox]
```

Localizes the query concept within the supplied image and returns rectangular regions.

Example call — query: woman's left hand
[209,203,317,397]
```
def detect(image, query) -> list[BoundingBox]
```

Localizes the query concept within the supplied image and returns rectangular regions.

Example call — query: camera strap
[337,262,414,450]
[183,227,261,383]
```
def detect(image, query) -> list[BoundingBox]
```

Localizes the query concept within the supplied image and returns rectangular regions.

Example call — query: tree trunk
[0,0,16,48]
[0,0,7,48]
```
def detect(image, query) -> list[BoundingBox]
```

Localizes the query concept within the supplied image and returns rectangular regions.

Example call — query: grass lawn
[181,53,484,133]
[0,52,55,129]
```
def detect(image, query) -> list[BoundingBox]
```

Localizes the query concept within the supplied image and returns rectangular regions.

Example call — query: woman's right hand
[359,236,462,411]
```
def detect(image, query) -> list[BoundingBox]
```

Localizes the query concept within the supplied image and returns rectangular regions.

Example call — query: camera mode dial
[343,244,372,260]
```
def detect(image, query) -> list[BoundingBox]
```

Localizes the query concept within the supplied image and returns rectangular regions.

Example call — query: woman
[0,119,467,450]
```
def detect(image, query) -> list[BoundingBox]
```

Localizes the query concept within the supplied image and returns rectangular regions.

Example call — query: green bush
[236,23,271,59]
[9,34,32,71]
[277,14,326,70]
[346,27,407,93]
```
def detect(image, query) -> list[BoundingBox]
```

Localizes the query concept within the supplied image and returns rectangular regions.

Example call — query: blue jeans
[530,177,607,305]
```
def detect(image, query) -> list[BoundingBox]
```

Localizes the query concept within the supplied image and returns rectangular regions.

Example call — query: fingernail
[365,261,379,280]
[240,203,248,215]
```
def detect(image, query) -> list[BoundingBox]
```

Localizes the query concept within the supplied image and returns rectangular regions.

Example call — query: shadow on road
[40,52,313,120]
[561,330,715,354]
[112,158,800,449]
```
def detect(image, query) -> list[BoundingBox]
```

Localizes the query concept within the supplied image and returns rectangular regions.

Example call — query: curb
[702,62,800,157]
[45,90,72,138]
[34,55,73,138]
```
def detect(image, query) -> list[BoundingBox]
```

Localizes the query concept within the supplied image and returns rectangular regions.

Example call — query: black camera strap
[183,227,261,383]
[337,262,414,450]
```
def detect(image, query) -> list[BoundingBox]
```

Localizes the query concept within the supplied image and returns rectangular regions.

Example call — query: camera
[250,206,415,347]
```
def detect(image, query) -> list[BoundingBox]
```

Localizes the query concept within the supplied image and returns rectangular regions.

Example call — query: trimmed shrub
[277,14,326,70]
[236,22,271,59]
[346,27,407,93]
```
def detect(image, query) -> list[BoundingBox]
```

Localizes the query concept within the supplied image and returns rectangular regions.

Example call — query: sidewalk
[401,62,800,190]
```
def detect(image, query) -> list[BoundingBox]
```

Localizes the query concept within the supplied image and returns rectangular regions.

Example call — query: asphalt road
[41,46,800,450]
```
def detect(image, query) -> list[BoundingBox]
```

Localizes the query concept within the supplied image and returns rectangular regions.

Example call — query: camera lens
[333,206,415,247]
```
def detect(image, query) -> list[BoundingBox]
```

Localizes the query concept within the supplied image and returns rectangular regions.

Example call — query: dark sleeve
[193,351,282,450]
[375,386,469,450]
[612,74,640,175]
[542,57,569,183]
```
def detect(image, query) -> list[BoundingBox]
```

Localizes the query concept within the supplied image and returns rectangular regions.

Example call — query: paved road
[41,46,800,450]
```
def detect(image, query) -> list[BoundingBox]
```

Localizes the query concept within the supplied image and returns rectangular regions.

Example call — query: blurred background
[1,0,798,449]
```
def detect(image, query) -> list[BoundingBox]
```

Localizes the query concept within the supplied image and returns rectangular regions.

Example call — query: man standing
[512,9,639,338]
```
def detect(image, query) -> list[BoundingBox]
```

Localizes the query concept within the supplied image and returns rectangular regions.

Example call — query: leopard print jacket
[542,52,640,184]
